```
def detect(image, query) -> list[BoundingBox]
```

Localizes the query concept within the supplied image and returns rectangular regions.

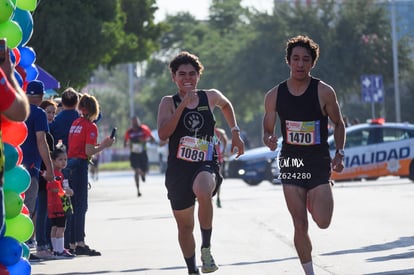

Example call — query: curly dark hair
[285,35,319,66]
[169,51,204,75]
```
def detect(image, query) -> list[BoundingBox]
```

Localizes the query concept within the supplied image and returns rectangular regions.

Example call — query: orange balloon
[1,117,28,146]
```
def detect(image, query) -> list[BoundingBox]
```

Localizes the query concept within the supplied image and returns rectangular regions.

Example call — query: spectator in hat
[21,80,55,259]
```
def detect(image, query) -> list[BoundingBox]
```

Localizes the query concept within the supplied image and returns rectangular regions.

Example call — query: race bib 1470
[177,136,213,162]
[286,120,321,146]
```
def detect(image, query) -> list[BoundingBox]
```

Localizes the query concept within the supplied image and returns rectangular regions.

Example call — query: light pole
[128,63,134,118]
[390,0,401,122]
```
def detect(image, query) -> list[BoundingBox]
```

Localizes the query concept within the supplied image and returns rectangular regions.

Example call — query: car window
[367,127,383,145]
[345,129,369,148]
[382,127,414,142]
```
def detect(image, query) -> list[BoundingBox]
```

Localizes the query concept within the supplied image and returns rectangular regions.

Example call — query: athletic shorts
[129,152,149,172]
[165,161,223,210]
[278,153,332,190]
[50,216,67,228]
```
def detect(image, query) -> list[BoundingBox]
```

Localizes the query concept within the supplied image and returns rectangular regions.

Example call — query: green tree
[140,0,413,146]
[29,0,164,89]
[209,0,247,35]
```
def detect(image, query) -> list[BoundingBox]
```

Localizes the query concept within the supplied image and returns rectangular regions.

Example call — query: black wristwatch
[336,149,345,157]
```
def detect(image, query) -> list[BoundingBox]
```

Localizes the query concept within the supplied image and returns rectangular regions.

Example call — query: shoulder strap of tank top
[276,80,288,111]
[172,93,181,108]
[197,90,207,103]
[310,77,320,89]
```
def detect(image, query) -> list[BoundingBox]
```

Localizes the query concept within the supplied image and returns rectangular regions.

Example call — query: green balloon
[0,0,15,23]
[16,0,36,11]
[5,213,34,243]
[4,190,23,219]
[0,20,23,48]
[4,165,30,194]
[21,242,30,259]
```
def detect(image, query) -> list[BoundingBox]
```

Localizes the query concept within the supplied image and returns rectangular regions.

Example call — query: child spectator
[47,145,75,258]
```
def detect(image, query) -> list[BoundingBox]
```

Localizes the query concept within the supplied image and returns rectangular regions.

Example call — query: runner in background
[124,116,155,197]
[214,127,228,208]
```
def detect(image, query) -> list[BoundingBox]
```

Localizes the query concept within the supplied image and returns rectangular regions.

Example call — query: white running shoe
[201,247,218,273]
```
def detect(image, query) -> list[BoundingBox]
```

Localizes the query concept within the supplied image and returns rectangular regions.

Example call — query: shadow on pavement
[321,236,414,256]
[29,257,298,274]
[365,268,414,275]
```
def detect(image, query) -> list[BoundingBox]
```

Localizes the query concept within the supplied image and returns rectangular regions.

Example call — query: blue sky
[155,0,273,22]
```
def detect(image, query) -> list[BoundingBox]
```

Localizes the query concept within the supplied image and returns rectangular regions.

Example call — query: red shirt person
[124,116,155,197]
[66,94,114,256]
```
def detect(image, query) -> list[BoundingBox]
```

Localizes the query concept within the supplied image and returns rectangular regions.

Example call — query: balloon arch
[1,0,51,274]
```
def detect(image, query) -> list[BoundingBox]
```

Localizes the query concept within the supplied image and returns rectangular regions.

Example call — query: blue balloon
[0,236,22,266]
[24,64,38,81]
[0,223,5,238]
[13,70,23,87]
[6,257,31,275]
[17,46,35,68]
[9,48,16,64]
[12,8,33,47]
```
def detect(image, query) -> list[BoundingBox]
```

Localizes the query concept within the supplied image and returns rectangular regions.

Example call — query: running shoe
[75,245,101,256]
[35,249,54,259]
[29,253,41,262]
[201,247,218,273]
[26,239,37,249]
[54,249,75,258]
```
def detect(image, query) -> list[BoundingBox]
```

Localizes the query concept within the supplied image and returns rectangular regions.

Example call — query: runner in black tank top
[157,51,245,274]
[276,77,331,190]
[262,35,345,274]
[166,90,221,209]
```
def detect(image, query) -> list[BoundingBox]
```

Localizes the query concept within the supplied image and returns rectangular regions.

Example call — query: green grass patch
[99,161,130,171]
[98,161,161,172]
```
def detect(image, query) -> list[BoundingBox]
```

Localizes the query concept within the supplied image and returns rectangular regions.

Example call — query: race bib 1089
[177,136,213,162]
[286,120,321,146]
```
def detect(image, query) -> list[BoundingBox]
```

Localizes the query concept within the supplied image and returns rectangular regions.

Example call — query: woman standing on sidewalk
[66,94,114,256]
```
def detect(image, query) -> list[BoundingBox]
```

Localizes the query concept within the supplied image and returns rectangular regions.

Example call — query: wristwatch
[231,125,240,132]
[336,149,345,157]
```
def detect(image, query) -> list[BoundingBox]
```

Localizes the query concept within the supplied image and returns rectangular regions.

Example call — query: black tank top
[276,77,329,156]
[168,90,217,163]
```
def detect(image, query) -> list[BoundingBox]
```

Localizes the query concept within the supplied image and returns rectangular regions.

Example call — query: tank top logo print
[183,111,205,133]
[285,120,321,146]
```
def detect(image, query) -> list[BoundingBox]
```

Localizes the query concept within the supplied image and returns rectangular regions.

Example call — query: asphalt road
[30,171,414,275]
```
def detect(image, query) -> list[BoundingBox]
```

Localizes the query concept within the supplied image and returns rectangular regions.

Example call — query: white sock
[302,261,315,275]
[51,237,58,252]
[57,237,64,253]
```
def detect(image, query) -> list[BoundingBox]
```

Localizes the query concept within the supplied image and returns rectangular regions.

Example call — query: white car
[328,119,414,182]
[225,138,282,185]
